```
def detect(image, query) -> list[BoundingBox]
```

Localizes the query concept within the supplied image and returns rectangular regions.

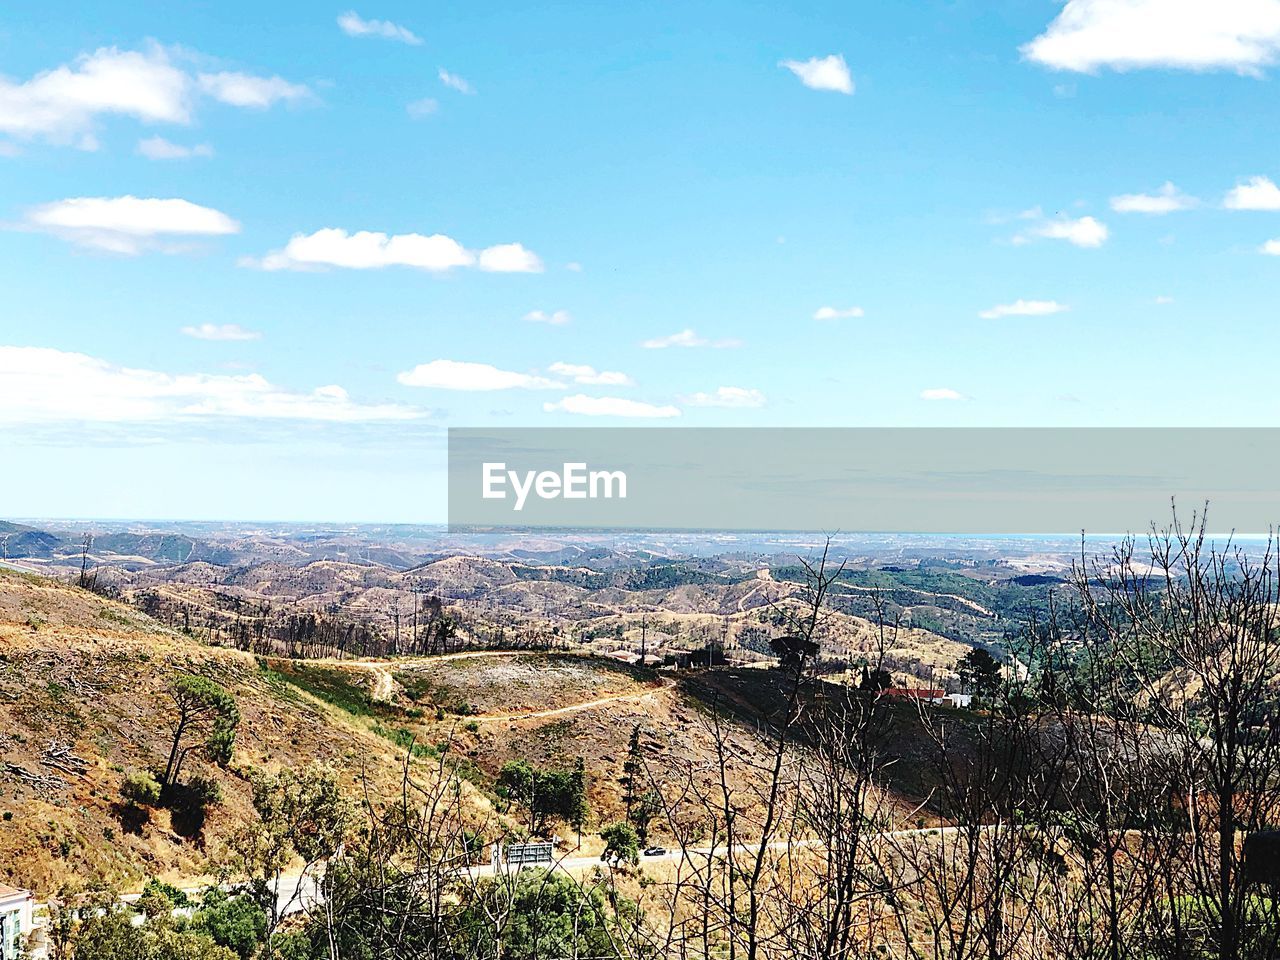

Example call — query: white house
[0,886,44,960]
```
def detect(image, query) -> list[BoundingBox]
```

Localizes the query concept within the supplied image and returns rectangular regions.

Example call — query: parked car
[643,846,667,857]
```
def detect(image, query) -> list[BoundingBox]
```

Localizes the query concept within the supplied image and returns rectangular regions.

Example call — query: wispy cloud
[246,228,542,273]
[181,323,262,341]
[197,71,311,108]
[979,299,1069,319]
[438,68,475,94]
[23,195,240,254]
[337,11,422,45]
[137,136,213,160]
[0,44,310,147]
[813,305,864,320]
[0,345,421,423]
[1261,239,1280,255]
[681,386,766,408]
[524,309,571,326]
[547,362,633,386]
[397,360,563,391]
[1110,181,1198,213]
[543,395,680,418]
[1022,0,1280,75]
[780,54,854,94]
[641,328,742,349]
[1224,175,1280,210]
[920,387,966,401]
[406,97,438,119]
[1015,213,1109,248]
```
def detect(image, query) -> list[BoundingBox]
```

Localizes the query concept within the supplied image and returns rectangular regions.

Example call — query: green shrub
[141,877,190,910]
[187,774,223,808]
[195,891,267,960]
[121,770,162,807]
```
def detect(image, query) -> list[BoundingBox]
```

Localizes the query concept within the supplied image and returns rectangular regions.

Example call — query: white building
[0,886,46,960]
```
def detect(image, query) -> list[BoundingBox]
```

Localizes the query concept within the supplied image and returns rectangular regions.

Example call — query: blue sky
[3,1,1280,521]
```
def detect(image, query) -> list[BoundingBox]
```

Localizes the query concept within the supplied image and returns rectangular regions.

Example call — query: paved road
[92,825,973,921]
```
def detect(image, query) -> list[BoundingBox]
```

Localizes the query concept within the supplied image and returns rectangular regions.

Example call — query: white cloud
[438,68,474,94]
[813,305,864,320]
[1261,239,1280,255]
[1110,181,1198,213]
[1022,0,1280,74]
[1016,214,1109,248]
[181,323,262,341]
[137,136,213,160]
[407,97,438,119]
[978,299,1069,319]
[397,359,563,391]
[1154,295,1176,304]
[337,11,422,45]
[0,345,420,423]
[524,309,571,326]
[543,395,681,418]
[24,196,240,254]
[547,362,633,386]
[0,45,192,144]
[0,45,309,146]
[780,54,854,94]
[249,231,542,274]
[251,228,479,272]
[197,72,311,109]
[565,261,584,272]
[478,242,543,273]
[920,387,965,401]
[641,328,742,349]
[1224,175,1280,210]
[681,386,766,408]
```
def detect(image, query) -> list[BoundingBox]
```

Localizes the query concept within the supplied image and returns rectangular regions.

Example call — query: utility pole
[640,615,648,666]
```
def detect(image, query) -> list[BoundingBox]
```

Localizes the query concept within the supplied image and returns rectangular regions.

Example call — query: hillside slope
[0,569,951,903]
[0,570,415,898]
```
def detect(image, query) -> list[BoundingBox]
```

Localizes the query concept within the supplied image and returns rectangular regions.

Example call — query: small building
[879,687,949,705]
[0,886,45,960]
[946,693,974,708]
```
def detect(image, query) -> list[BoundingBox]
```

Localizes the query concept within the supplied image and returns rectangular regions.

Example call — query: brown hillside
[0,570,415,898]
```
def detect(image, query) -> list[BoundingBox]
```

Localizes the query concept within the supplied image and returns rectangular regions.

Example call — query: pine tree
[568,756,588,847]
[622,724,643,819]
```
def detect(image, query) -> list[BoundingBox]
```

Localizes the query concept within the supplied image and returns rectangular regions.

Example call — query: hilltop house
[0,886,44,960]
